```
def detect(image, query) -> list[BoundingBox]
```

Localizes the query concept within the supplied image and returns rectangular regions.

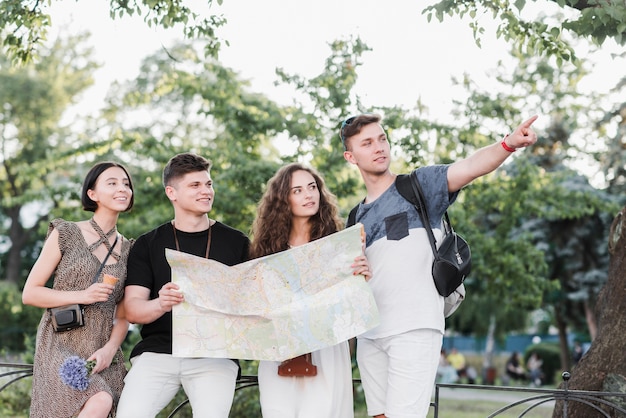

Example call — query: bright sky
[47,0,623,126]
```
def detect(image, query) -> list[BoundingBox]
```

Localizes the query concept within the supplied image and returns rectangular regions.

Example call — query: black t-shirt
[126,221,250,359]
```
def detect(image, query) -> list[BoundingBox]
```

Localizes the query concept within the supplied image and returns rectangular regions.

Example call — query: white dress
[258,342,354,418]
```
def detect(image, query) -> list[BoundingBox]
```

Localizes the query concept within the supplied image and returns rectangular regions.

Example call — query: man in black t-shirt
[117,153,249,418]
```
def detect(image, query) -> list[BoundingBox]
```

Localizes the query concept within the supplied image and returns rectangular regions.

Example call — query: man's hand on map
[158,282,185,312]
[352,254,372,282]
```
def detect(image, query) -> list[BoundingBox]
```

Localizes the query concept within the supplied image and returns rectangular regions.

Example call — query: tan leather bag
[277,353,317,377]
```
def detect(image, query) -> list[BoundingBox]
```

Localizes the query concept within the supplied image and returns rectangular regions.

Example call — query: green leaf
[550,27,560,38]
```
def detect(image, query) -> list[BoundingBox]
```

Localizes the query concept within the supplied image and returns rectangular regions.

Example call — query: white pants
[258,343,354,418]
[357,329,442,418]
[116,352,238,418]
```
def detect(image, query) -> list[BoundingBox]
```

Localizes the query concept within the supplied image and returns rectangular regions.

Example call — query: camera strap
[91,234,119,284]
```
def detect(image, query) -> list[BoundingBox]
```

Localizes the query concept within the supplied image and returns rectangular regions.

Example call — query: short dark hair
[340,113,382,151]
[81,162,135,212]
[163,153,212,187]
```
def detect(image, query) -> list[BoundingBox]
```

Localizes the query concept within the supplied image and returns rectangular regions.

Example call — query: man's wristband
[501,135,516,152]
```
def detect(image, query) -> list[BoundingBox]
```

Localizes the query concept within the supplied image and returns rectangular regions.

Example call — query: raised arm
[447,115,538,192]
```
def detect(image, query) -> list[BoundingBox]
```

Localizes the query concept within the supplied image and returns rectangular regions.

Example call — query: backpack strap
[347,205,359,227]
[407,172,441,255]
[399,170,455,250]
[395,172,420,208]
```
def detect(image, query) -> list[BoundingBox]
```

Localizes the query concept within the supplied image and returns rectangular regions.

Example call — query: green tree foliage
[0,282,41,352]
[444,45,620,366]
[101,37,379,237]
[596,79,626,196]
[423,0,626,64]
[274,37,373,208]
[0,376,31,418]
[100,41,291,234]
[0,32,101,285]
[0,0,226,63]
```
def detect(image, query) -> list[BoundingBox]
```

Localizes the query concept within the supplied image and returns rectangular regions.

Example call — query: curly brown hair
[250,163,343,259]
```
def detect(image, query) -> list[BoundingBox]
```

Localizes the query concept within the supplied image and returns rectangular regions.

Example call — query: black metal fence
[433,373,626,417]
[3,363,626,417]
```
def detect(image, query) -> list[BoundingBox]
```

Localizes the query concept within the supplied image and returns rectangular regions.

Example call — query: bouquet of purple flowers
[59,356,96,391]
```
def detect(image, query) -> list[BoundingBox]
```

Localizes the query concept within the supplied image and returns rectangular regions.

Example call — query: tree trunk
[553,208,626,417]
[554,309,572,374]
[584,298,598,341]
[5,206,24,284]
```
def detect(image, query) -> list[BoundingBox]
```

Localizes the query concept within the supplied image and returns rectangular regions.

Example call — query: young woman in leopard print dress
[23,162,134,418]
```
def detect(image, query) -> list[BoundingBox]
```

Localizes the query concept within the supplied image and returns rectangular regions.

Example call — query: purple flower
[58,356,96,391]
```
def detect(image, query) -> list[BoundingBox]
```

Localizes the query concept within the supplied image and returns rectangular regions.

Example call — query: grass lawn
[354,398,551,418]
[426,398,551,418]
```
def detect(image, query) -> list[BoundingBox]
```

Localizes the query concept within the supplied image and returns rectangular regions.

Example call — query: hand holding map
[167,223,379,361]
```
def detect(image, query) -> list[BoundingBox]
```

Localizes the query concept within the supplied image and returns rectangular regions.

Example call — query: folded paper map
[167,223,379,361]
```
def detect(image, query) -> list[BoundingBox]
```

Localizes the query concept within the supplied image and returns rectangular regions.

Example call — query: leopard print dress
[29,219,131,418]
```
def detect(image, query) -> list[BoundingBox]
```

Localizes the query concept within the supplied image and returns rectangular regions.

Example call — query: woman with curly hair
[250,162,371,418]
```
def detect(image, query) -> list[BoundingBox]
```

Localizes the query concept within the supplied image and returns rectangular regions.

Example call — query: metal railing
[433,372,626,417]
[3,363,626,417]
[0,362,32,392]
